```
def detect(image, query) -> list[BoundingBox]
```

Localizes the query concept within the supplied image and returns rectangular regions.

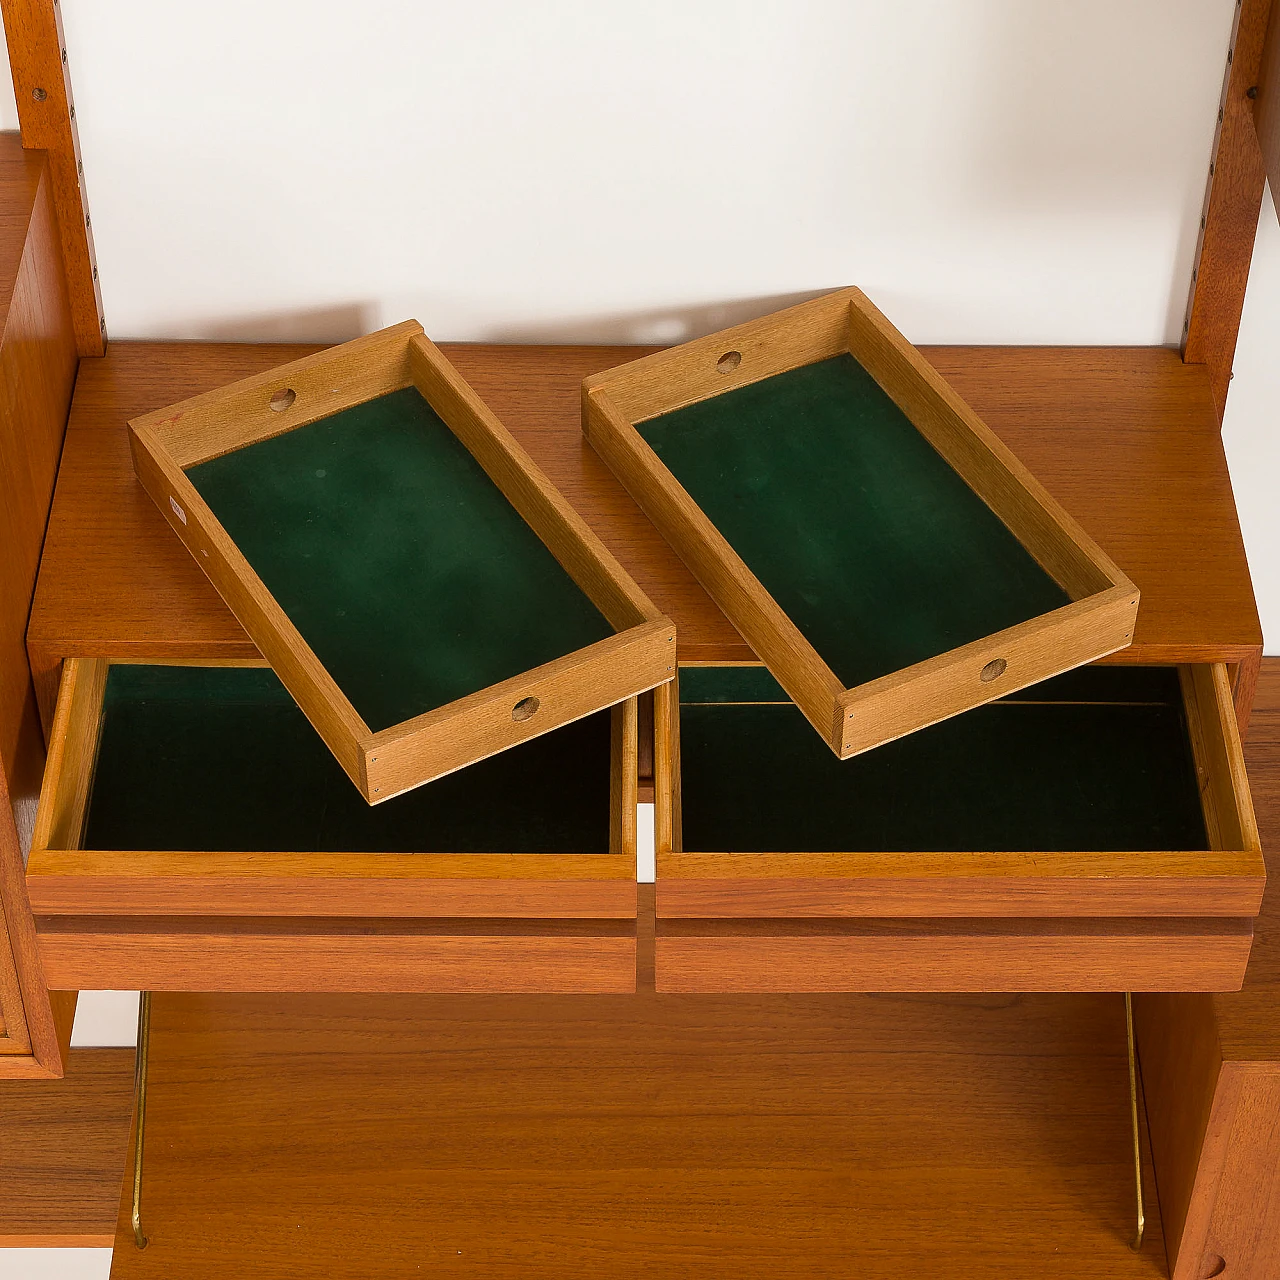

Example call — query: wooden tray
[584,289,1138,758]
[25,659,639,993]
[653,662,1264,992]
[129,321,674,803]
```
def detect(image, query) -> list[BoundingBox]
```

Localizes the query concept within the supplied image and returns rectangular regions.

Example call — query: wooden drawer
[27,659,639,992]
[130,321,673,803]
[584,288,1136,760]
[655,662,1263,992]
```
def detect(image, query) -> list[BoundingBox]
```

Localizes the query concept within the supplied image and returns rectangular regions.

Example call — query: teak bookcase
[653,661,1264,992]
[583,288,1139,759]
[25,657,639,992]
[129,320,675,804]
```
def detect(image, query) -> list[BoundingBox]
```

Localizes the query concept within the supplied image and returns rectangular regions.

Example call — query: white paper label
[169,495,187,525]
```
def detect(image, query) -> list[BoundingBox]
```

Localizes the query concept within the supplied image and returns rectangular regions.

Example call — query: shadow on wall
[476,289,838,346]
[178,292,844,347]
[191,302,381,344]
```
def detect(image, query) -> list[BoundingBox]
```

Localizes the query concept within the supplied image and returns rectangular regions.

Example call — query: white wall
[1222,185,1280,655]
[0,9,1272,1275]
[0,33,17,131]
[58,0,1232,346]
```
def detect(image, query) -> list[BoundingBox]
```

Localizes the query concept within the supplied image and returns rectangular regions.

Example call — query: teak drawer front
[584,288,1136,760]
[654,662,1263,992]
[129,322,674,804]
[657,919,1254,994]
[33,918,637,995]
[28,660,639,992]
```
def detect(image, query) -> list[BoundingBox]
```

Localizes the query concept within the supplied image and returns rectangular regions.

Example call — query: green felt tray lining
[82,665,612,855]
[640,355,1072,690]
[678,665,1209,854]
[187,387,613,733]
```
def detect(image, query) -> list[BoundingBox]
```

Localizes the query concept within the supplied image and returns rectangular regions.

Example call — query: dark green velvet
[678,666,1209,853]
[640,355,1071,689]
[82,666,611,854]
[679,665,789,704]
[187,388,612,732]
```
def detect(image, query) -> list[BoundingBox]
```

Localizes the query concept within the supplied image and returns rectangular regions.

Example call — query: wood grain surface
[1257,1,1280,209]
[27,343,1261,740]
[1136,658,1280,1280]
[0,0,105,355]
[1182,0,1274,421]
[0,1047,133,1246]
[655,917,1253,994]
[35,916,639,994]
[104,910,1166,1278]
[0,134,76,833]
[0,131,78,1077]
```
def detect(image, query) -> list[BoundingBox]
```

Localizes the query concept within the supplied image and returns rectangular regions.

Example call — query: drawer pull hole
[980,658,1007,683]
[512,696,540,722]
[1201,1255,1226,1279]
[269,388,296,412]
[716,351,741,374]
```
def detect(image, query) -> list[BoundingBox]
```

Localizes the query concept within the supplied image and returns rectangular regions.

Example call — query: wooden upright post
[1,0,105,356]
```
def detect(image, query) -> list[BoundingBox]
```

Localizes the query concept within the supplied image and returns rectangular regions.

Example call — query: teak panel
[28,343,1260,737]
[0,133,79,1079]
[128,324,673,803]
[0,135,76,831]
[0,1047,134,1246]
[1136,657,1280,1280]
[36,917,638,994]
[1,0,105,355]
[584,289,1138,759]
[105,970,1166,1278]
[1183,0,1274,421]
[656,918,1253,994]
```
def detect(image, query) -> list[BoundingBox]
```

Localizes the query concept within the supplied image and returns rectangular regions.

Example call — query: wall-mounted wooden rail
[1,0,105,356]
[1183,0,1275,421]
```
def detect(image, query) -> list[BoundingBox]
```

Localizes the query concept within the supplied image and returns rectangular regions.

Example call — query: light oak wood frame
[128,321,675,804]
[27,658,639,923]
[651,662,1264,993]
[584,288,1139,761]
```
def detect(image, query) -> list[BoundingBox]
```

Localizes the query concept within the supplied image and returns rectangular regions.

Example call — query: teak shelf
[584,289,1139,758]
[128,321,674,803]
[653,662,1263,992]
[26,342,1260,743]
[98,975,1168,1280]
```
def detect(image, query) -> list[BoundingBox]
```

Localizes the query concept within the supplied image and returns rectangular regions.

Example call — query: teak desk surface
[27,341,1260,733]
[101,925,1166,1280]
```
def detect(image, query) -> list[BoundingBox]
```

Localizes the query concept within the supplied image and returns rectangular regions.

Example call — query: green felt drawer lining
[639,354,1071,689]
[82,665,612,854]
[187,387,612,732]
[678,665,1209,853]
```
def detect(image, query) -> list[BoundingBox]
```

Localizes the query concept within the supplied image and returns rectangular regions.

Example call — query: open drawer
[655,662,1264,992]
[27,659,639,993]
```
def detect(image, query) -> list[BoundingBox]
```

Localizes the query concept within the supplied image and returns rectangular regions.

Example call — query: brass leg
[131,991,152,1250]
[1125,992,1145,1252]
